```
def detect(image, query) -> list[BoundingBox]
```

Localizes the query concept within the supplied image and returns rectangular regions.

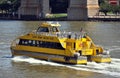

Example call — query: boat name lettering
[33,36,54,40]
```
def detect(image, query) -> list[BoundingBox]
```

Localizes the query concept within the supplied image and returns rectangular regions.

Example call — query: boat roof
[40,22,61,27]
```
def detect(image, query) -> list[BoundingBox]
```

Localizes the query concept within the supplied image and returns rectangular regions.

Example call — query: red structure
[109,0,118,5]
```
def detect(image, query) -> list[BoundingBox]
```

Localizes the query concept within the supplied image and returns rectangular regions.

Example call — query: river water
[0,21,120,78]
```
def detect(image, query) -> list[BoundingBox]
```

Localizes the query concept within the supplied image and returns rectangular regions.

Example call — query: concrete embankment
[0,15,120,21]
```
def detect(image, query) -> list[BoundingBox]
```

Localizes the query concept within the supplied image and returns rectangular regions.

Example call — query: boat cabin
[37,22,60,33]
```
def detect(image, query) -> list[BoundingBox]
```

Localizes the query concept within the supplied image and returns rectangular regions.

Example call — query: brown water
[0,21,120,78]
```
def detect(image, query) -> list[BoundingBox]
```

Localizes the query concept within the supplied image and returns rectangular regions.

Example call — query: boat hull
[11,49,87,65]
[91,55,111,63]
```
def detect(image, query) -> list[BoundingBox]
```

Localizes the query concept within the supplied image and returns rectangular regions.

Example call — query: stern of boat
[91,55,111,63]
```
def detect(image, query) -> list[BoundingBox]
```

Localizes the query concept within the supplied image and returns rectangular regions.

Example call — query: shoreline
[0,17,120,22]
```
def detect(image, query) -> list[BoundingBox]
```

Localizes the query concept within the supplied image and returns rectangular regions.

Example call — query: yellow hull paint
[91,55,111,63]
[15,45,66,56]
[12,50,87,64]
[82,49,93,55]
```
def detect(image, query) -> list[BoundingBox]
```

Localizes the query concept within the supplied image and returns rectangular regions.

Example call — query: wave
[67,60,120,77]
[12,56,120,77]
[103,46,120,53]
[12,56,64,66]
[0,42,8,45]
[109,48,120,52]
[117,41,120,43]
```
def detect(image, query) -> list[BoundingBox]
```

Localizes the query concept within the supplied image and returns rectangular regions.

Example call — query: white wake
[12,56,120,77]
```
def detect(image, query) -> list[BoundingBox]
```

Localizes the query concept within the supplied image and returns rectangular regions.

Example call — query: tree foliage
[111,5,120,15]
[0,0,20,14]
[99,2,111,15]
[99,0,120,15]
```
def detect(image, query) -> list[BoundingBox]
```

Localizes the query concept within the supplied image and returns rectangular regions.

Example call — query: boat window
[36,41,39,47]
[22,40,25,44]
[56,43,63,49]
[18,39,64,50]
[37,27,49,32]
[19,39,28,46]
[74,43,76,49]
[33,41,36,45]
[24,41,28,45]
[39,41,43,47]
[52,27,58,32]
[28,40,32,43]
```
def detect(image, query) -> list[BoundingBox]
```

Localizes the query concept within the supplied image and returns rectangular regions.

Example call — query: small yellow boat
[11,22,111,64]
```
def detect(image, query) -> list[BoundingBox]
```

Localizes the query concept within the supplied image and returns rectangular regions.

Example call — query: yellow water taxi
[11,22,111,64]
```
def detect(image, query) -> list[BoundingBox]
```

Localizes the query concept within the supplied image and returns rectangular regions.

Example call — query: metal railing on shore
[91,15,120,19]
[89,14,120,21]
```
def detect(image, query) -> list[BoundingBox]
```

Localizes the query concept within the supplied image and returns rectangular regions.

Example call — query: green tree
[11,0,21,12]
[0,0,20,14]
[0,2,12,13]
[98,0,108,5]
[98,0,105,5]
[111,5,120,15]
[99,3,111,15]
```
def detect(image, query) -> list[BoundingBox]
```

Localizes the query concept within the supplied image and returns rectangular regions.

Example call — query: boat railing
[34,31,87,39]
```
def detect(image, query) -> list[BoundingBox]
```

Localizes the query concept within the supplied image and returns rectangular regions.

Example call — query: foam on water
[106,46,120,52]
[67,60,120,77]
[109,48,120,52]
[12,56,120,77]
[12,56,64,66]
[11,46,120,77]
[117,41,120,43]
[0,42,5,45]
